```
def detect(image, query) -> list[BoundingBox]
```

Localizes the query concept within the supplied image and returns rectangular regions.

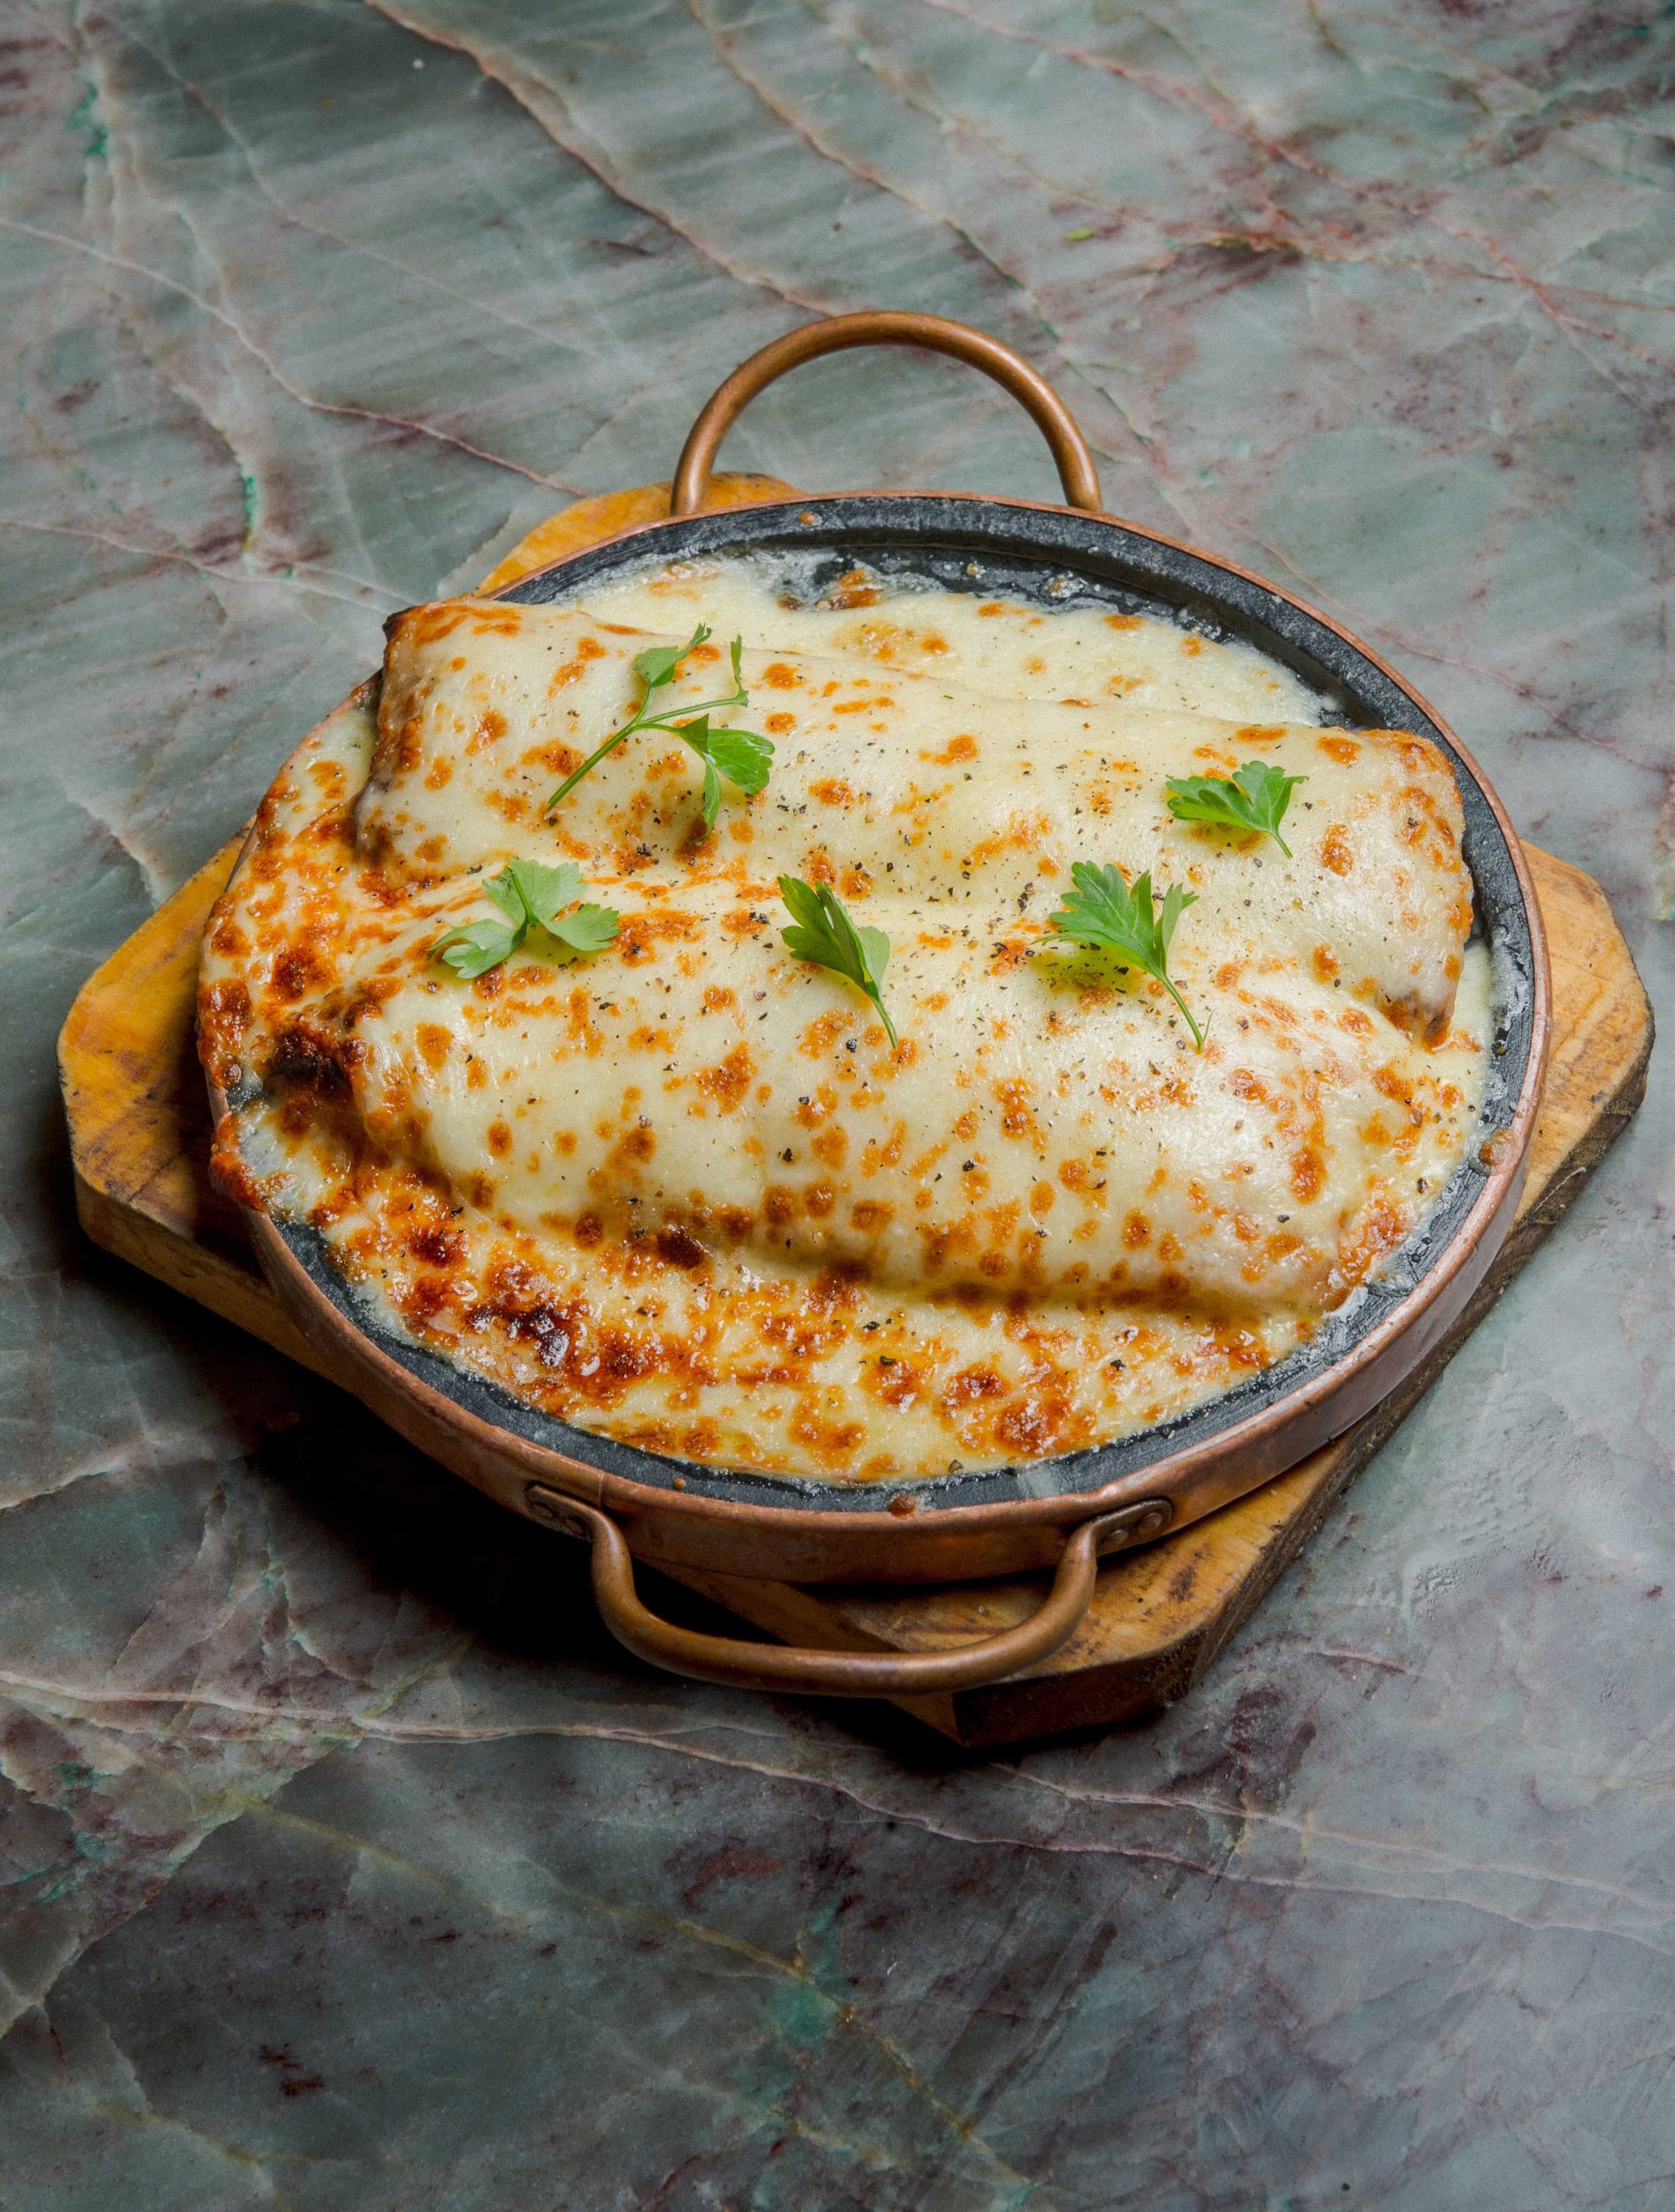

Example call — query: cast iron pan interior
[270,495,1538,1516]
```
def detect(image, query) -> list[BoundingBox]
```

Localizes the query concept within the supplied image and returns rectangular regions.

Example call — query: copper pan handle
[671,311,1103,519]
[526,1491,1168,1696]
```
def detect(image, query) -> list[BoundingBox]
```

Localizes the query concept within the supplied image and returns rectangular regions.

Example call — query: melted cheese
[579,560,1321,722]
[201,580,1490,1484]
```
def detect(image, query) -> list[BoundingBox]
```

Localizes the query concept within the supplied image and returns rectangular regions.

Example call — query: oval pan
[239,491,1549,1584]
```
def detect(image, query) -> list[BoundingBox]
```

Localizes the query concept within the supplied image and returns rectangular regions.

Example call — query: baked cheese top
[201,571,1490,1484]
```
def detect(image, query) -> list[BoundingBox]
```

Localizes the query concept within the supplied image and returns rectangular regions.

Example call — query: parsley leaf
[545,625,774,823]
[1040,861,1208,1051]
[679,715,775,829]
[1164,759,1304,858]
[430,918,521,980]
[433,858,619,979]
[777,875,899,1050]
[498,857,582,926]
[632,629,710,693]
[545,901,621,955]
[500,857,620,950]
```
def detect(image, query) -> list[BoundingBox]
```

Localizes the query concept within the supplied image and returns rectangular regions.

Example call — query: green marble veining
[3,3,1672,2204]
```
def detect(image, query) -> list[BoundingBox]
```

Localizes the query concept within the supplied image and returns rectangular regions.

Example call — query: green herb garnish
[545,626,772,827]
[777,875,899,1050]
[1164,759,1304,858]
[432,858,619,980]
[1040,861,1207,1051]
[679,710,774,830]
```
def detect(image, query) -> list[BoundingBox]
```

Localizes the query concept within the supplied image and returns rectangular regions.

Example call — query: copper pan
[209,314,1550,1696]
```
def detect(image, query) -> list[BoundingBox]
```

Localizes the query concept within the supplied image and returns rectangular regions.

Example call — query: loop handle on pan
[526,1489,1170,1694]
[671,310,1103,519]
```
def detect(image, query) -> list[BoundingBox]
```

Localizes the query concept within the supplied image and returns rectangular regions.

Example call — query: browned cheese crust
[200,592,1489,1482]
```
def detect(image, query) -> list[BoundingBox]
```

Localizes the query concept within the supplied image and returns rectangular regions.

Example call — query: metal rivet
[525,1484,588,1541]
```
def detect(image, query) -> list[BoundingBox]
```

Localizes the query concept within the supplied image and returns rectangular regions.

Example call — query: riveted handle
[671,310,1103,519]
[525,1490,1169,1696]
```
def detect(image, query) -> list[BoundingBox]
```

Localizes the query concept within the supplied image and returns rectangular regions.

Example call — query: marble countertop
[3,4,1672,2205]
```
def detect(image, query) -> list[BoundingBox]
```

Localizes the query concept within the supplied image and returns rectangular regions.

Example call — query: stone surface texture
[3,3,1673,2206]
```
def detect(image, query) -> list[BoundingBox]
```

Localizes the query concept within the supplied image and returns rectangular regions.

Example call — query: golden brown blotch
[995,1392,1073,1458]
[654,1224,708,1270]
[799,1015,849,1064]
[825,571,882,609]
[1322,825,1353,876]
[1319,734,1360,765]
[199,976,251,1048]
[1123,1210,1150,1250]
[1290,1147,1326,1202]
[812,1125,848,1169]
[385,599,525,652]
[207,911,251,962]
[993,1079,1038,1141]
[266,1020,353,1095]
[922,733,978,766]
[861,1122,908,1176]
[272,945,327,1002]
[944,1364,1004,1408]
[695,1044,755,1114]
[1336,1194,1411,1288]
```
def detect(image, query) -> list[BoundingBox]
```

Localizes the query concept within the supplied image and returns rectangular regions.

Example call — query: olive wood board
[57,479,1653,1745]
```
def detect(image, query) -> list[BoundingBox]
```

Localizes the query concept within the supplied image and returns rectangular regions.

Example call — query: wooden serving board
[58,482,1654,1745]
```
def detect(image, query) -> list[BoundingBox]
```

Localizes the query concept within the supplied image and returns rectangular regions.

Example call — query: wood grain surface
[57,479,1653,1745]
